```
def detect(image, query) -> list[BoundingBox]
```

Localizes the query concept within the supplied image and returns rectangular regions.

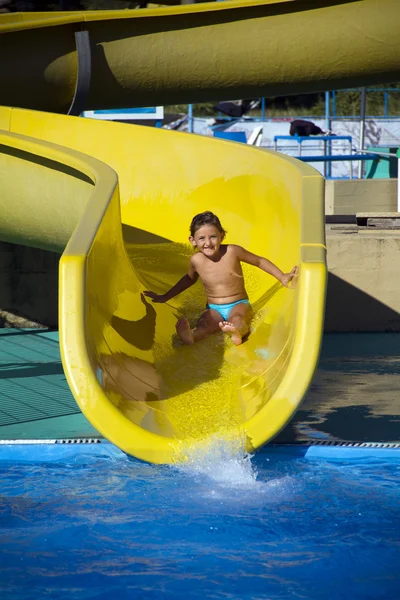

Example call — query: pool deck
[0,329,98,440]
[0,329,398,444]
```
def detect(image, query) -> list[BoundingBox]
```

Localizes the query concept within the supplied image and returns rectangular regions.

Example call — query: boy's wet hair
[190,211,227,237]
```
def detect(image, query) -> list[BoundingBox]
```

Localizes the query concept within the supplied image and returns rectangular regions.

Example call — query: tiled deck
[0,329,98,440]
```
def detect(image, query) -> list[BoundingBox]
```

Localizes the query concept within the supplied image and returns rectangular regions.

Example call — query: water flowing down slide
[0,0,399,463]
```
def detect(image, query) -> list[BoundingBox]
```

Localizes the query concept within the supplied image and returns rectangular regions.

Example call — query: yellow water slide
[0,0,399,463]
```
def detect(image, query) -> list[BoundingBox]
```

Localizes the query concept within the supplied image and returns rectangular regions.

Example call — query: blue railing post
[325,91,331,178]
[358,88,366,178]
[384,92,389,117]
[261,98,266,120]
[188,104,194,133]
[332,91,336,118]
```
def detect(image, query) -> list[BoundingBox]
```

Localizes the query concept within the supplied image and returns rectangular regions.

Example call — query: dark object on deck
[325,215,357,225]
[357,213,400,229]
[290,119,326,136]
[215,99,260,118]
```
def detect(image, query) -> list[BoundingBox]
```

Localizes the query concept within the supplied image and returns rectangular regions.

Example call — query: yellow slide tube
[0,106,326,463]
[1,0,400,111]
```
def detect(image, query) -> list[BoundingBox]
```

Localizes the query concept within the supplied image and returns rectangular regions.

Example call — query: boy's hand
[143,291,167,303]
[280,266,298,288]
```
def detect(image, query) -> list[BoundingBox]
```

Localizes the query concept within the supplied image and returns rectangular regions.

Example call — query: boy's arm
[234,245,297,287]
[144,257,198,303]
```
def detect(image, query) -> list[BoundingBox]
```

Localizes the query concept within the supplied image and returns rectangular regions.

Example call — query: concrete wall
[0,243,59,328]
[325,229,400,331]
[325,179,398,215]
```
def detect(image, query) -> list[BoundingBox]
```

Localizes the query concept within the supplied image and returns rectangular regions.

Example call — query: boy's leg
[219,303,253,345]
[176,309,222,345]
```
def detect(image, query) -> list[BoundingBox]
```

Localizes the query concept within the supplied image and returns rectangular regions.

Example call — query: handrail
[273,134,354,177]
[274,135,352,142]
[356,148,398,159]
[294,154,377,162]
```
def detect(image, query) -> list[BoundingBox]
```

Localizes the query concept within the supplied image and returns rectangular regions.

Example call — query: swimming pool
[1,443,399,600]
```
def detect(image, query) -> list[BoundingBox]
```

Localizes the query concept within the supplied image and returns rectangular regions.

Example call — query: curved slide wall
[0,107,325,463]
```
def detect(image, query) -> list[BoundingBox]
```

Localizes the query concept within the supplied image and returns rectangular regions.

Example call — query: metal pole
[398,157,400,212]
[188,104,193,133]
[384,92,389,117]
[325,91,330,133]
[261,98,265,120]
[349,138,353,179]
[357,148,397,158]
[325,91,330,178]
[358,87,367,179]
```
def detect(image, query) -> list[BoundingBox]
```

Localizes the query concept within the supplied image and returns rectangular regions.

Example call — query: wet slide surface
[2,0,397,462]
[0,109,326,463]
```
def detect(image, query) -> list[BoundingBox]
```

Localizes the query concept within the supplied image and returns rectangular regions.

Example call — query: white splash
[178,435,259,488]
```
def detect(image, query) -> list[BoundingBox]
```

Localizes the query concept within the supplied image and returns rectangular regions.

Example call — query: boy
[144,211,297,346]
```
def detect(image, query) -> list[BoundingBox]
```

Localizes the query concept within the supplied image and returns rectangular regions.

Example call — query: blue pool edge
[0,440,399,463]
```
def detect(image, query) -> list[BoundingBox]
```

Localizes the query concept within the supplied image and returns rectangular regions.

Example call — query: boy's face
[190,224,224,258]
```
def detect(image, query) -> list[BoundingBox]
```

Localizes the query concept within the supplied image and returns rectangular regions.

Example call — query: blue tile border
[0,442,398,463]
[0,440,126,463]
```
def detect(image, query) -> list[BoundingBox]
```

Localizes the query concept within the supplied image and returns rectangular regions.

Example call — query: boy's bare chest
[197,255,242,282]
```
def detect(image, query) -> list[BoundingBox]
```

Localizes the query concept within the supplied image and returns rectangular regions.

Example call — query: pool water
[0,444,399,600]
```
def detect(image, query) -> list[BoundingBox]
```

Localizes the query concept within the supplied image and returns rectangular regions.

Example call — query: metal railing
[274,135,353,178]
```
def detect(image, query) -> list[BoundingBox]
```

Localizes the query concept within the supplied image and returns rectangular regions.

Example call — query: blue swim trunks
[206,299,251,321]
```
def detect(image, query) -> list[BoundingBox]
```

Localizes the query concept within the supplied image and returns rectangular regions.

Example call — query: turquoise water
[0,444,399,600]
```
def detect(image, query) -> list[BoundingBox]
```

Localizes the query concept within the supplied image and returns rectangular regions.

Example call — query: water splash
[178,435,259,488]
[173,436,299,507]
